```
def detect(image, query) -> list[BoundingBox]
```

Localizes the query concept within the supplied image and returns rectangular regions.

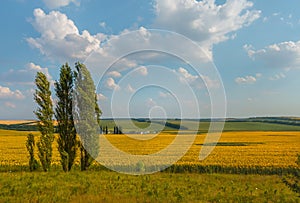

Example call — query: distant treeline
[133,118,189,130]
[0,122,38,131]
[229,117,300,126]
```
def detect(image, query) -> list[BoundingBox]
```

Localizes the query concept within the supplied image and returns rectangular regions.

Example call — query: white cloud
[262,17,268,23]
[175,67,220,89]
[135,66,148,76]
[269,73,286,81]
[245,41,300,69]
[107,71,122,78]
[201,75,220,89]
[97,93,107,101]
[0,86,25,100]
[28,1,260,67]
[178,67,198,83]
[235,75,257,84]
[0,63,52,85]
[105,78,120,90]
[4,102,16,109]
[146,98,156,108]
[42,0,79,9]
[159,91,172,98]
[27,9,104,62]
[28,63,52,81]
[126,84,135,93]
[256,73,262,78]
[154,0,260,56]
[99,22,106,29]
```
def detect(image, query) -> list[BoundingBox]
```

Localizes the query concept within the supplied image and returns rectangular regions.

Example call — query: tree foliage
[34,72,54,172]
[55,63,77,172]
[73,62,101,171]
[26,133,39,171]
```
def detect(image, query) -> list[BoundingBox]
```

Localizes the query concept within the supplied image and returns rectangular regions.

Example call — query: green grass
[169,120,300,132]
[222,121,300,132]
[0,170,298,203]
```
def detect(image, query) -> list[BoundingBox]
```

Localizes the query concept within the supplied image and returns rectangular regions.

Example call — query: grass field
[0,171,298,203]
[0,121,299,202]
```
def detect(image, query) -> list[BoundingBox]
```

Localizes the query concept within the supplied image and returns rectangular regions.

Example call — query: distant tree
[118,126,123,134]
[34,72,54,172]
[55,63,77,172]
[26,133,39,171]
[73,62,101,171]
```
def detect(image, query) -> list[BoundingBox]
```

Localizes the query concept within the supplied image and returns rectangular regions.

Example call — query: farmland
[0,130,299,169]
[0,120,299,202]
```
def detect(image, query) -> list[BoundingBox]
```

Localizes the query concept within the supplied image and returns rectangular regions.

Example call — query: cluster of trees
[113,126,123,134]
[26,62,101,172]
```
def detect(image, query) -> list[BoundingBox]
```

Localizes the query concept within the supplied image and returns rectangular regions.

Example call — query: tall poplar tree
[34,72,54,172]
[73,62,101,171]
[55,63,77,172]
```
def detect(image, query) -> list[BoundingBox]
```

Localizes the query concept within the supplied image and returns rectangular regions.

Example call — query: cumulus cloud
[178,67,198,83]
[0,63,52,85]
[235,75,257,84]
[135,66,148,76]
[175,67,220,89]
[256,73,262,78]
[159,91,172,98]
[28,63,52,81]
[154,0,260,55]
[269,73,286,81]
[201,74,221,89]
[146,98,156,108]
[0,86,25,100]
[27,9,104,62]
[105,78,120,90]
[244,41,300,69]
[107,71,122,78]
[27,1,260,67]
[99,22,106,29]
[42,0,80,9]
[126,84,135,93]
[97,93,107,101]
[4,102,16,109]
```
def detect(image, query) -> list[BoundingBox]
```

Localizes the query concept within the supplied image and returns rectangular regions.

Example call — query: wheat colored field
[0,129,299,168]
[0,120,35,125]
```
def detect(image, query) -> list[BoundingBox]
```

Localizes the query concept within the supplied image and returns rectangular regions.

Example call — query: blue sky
[0,0,300,119]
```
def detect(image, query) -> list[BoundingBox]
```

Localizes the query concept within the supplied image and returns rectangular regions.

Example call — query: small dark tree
[73,62,101,171]
[34,72,54,172]
[118,126,123,134]
[55,63,77,172]
[26,133,39,171]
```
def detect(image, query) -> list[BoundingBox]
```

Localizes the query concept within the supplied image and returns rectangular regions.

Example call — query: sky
[0,0,300,119]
